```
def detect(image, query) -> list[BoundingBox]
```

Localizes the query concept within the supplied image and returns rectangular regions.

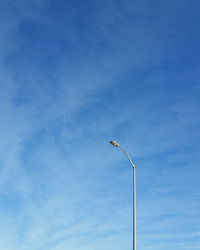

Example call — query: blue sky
[0,0,200,249]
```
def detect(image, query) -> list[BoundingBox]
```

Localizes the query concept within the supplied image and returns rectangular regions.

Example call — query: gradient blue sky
[0,0,200,249]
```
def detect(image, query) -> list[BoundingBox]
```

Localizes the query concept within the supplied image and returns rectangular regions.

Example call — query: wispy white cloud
[0,0,200,249]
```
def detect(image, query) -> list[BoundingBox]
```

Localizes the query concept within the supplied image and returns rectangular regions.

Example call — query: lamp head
[110,140,120,147]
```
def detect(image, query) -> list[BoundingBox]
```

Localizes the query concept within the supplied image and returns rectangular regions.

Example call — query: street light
[110,140,136,250]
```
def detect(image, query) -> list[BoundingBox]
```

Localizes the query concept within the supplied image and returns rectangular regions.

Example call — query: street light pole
[110,140,136,250]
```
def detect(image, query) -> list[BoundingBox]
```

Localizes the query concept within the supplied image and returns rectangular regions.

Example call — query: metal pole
[133,166,136,250]
[118,145,136,250]
[110,141,136,250]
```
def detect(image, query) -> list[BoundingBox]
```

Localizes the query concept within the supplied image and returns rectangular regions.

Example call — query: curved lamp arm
[110,140,136,168]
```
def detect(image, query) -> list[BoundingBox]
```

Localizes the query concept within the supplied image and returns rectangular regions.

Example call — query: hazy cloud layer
[0,0,200,249]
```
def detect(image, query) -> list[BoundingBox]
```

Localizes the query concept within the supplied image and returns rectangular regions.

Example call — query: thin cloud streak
[0,0,200,249]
